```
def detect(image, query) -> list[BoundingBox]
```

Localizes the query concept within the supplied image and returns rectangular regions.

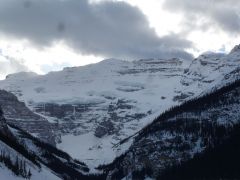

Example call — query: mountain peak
[230,44,240,53]
[5,71,38,80]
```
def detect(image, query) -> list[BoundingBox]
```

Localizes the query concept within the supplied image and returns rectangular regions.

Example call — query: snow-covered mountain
[0,57,189,168]
[0,44,240,170]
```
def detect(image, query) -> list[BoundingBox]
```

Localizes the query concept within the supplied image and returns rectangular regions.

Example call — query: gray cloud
[0,0,193,60]
[163,0,240,35]
[0,55,29,79]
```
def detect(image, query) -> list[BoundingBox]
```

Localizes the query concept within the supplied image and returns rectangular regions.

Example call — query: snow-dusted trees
[0,151,32,179]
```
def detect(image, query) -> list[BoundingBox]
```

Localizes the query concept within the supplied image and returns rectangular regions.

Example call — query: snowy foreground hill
[0,44,240,172]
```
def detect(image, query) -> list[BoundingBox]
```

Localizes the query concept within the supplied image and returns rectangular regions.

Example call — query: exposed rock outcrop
[0,90,56,145]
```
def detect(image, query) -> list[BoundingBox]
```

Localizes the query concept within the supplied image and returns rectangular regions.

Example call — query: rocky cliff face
[181,52,224,86]
[0,90,56,145]
[181,46,240,91]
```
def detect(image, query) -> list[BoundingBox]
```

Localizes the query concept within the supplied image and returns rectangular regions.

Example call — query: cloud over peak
[0,0,193,60]
[163,0,240,35]
[0,54,28,79]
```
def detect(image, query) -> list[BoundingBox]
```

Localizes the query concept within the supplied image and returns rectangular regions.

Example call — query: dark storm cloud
[163,0,240,35]
[0,0,193,60]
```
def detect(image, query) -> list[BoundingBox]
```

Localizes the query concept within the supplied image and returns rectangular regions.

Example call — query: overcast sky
[0,0,239,79]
